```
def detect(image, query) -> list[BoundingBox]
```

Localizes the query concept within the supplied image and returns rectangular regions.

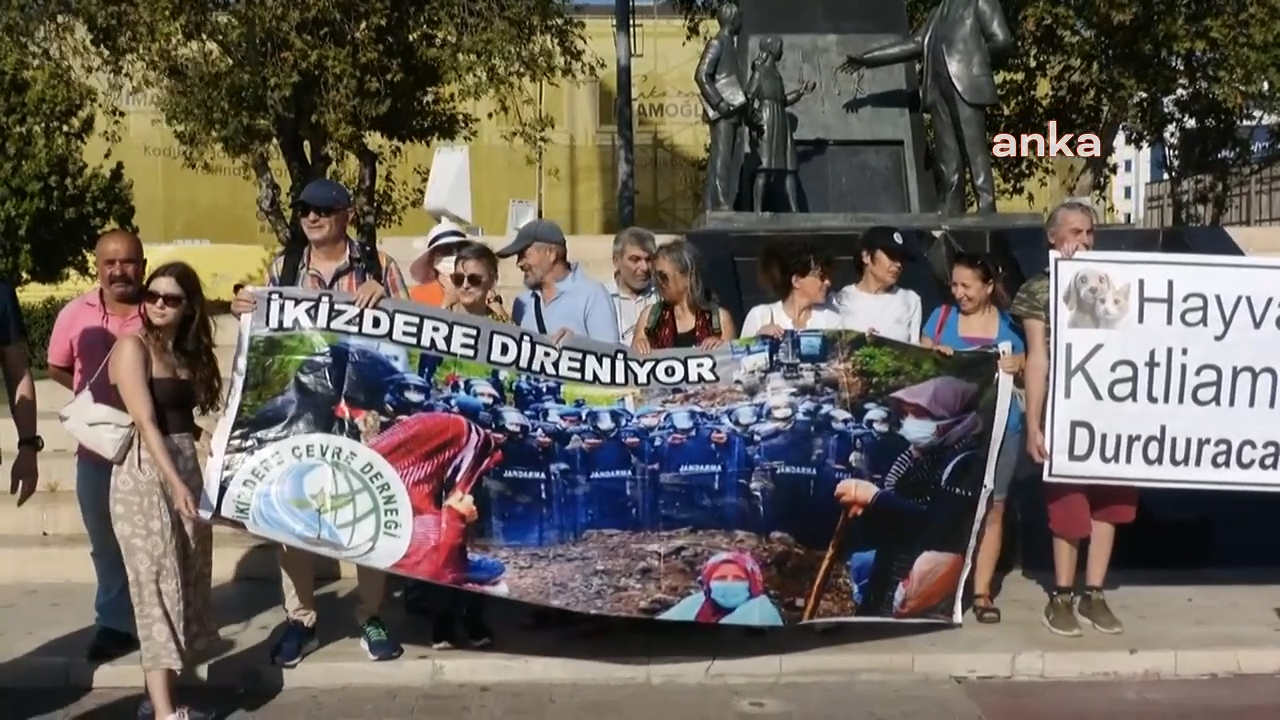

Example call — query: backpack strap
[357,241,383,284]
[278,241,306,287]
[708,303,721,336]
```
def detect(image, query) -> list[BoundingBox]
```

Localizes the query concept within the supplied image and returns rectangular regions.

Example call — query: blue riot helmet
[572,398,587,408]
[635,406,665,430]
[538,403,565,426]
[587,407,622,436]
[828,408,854,432]
[560,405,584,427]
[798,398,821,419]
[765,394,797,423]
[863,406,891,433]
[386,373,432,416]
[498,407,530,435]
[727,403,759,431]
[667,406,700,434]
[467,379,501,407]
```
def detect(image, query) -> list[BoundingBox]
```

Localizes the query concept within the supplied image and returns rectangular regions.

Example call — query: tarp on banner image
[202,288,1012,625]
[1046,251,1280,492]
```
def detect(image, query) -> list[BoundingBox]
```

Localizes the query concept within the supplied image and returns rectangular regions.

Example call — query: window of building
[1123,186,1132,200]
[1124,212,1132,224]
[1123,159,1133,172]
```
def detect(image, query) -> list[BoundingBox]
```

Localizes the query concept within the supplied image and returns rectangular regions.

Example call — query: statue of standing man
[745,36,815,213]
[695,4,746,213]
[841,0,1012,214]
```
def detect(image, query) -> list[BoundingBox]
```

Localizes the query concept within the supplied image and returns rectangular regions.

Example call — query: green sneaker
[1076,589,1124,634]
[1042,592,1083,637]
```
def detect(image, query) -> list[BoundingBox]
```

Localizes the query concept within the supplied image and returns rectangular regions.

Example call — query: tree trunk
[252,154,290,246]
[1068,115,1122,198]
[355,144,378,246]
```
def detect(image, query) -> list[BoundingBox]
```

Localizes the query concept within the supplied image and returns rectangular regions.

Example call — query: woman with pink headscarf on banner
[656,551,784,626]
[833,376,988,619]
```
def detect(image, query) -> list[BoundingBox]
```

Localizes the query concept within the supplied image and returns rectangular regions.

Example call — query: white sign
[222,433,414,567]
[1046,251,1280,492]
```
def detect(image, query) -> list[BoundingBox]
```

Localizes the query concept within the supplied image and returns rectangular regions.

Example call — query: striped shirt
[605,278,658,345]
[266,239,409,299]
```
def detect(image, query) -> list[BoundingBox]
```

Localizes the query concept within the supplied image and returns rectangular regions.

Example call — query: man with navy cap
[230,178,408,667]
[498,219,620,344]
[230,178,408,315]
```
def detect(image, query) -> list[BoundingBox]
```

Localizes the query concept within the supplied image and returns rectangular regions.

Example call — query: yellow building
[84,7,1075,247]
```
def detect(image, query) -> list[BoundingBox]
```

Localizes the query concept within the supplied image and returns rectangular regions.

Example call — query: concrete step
[1226,227,1280,255]
[0,532,354,583]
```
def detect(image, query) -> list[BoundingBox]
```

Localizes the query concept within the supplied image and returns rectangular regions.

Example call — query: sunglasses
[144,289,185,309]
[450,273,487,288]
[296,204,341,218]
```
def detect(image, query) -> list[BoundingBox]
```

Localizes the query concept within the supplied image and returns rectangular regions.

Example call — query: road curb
[3,647,1279,689]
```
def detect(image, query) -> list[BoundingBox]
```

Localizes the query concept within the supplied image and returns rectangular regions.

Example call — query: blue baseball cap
[292,179,352,210]
[496,219,567,258]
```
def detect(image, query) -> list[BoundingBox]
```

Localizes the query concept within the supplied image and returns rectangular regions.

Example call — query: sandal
[973,595,1002,624]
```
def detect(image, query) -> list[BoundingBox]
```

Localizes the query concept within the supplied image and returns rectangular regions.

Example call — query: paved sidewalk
[1,572,1279,689]
[13,677,1280,719]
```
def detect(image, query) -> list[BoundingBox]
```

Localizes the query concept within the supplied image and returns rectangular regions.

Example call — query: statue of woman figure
[745,35,815,213]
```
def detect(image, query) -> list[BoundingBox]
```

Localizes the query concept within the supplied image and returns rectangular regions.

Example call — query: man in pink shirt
[47,229,146,661]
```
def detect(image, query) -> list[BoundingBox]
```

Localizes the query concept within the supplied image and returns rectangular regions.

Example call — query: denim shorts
[991,430,1024,502]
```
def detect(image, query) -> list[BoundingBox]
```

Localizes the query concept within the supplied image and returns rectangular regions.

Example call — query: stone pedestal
[735,0,937,214]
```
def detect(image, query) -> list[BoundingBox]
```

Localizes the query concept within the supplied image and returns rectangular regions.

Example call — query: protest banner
[1046,251,1280,492]
[203,288,1012,625]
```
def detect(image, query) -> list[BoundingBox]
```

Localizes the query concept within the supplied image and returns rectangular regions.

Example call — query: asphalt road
[7,676,1279,720]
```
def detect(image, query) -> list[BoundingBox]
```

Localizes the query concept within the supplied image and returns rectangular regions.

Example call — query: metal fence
[1143,166,1280,226]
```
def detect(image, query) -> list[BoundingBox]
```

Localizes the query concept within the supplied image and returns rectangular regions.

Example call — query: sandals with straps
[973,595,1002,624]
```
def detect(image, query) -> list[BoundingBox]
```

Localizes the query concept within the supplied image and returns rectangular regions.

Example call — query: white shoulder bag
[58,344,136,464]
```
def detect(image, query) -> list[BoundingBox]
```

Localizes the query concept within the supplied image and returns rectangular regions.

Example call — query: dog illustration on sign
[1063,269,1130,329]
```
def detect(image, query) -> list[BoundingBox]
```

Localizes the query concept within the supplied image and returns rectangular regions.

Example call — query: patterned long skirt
[109,433,216,672]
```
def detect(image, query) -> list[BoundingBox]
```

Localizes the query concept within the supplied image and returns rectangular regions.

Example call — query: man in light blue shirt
[498,219,621,344]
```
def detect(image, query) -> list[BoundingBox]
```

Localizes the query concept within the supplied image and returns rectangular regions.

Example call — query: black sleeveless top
[672,328,698,348]
[150,378,197,436]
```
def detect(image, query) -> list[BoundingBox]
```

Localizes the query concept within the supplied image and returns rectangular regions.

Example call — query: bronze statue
[745,36,815,213]
[695,4,746,213]
[840,0,1013,214]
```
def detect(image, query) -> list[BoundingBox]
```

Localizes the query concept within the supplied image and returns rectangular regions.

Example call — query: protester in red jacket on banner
[368,412,502,584]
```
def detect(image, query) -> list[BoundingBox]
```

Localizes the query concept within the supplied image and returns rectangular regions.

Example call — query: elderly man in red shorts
[1012,199,1135,637]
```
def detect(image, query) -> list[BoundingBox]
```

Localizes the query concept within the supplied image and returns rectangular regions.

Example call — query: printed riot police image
[218,328,1007,625]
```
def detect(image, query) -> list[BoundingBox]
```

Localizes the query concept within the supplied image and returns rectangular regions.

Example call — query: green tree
[670,0,1280,210]
[73,0,600,245]
[0,5,135,284]
[848,345,941,398]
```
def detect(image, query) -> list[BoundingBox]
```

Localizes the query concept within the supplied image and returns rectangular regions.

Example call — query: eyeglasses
[450,273,487,288]
[144,289,185,309]
[297,205,341,218]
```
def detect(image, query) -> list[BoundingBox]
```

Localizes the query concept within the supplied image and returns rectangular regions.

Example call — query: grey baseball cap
[495,219,567,258]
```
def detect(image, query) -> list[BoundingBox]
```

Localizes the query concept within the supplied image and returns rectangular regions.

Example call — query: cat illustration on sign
[1063,269,1129,329]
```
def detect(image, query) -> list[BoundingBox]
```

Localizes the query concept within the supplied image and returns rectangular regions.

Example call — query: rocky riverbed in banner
[474,530,857,623]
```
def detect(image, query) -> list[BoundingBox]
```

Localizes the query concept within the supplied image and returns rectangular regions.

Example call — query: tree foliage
[670,0,1280,216]
[0,4,135,284]
[71,0,600,245]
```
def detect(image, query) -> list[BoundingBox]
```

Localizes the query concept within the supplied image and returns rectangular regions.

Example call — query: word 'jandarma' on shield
[262,291,718,386]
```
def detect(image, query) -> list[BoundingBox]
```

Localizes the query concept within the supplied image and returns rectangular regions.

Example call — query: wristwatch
[17,435,44,452]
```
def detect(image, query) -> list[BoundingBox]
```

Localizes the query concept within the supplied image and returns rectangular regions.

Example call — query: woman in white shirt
[741,238,846,338]
[834,225,923,343]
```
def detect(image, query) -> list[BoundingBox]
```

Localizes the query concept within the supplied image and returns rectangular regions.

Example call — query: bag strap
[933,304,953,344]
[708,304,721,336]
[532,292,548,335]
[644,300,667,335]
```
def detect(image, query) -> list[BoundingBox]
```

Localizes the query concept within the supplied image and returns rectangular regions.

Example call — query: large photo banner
[1046,251,1280,492]
[203,288,1011,625]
